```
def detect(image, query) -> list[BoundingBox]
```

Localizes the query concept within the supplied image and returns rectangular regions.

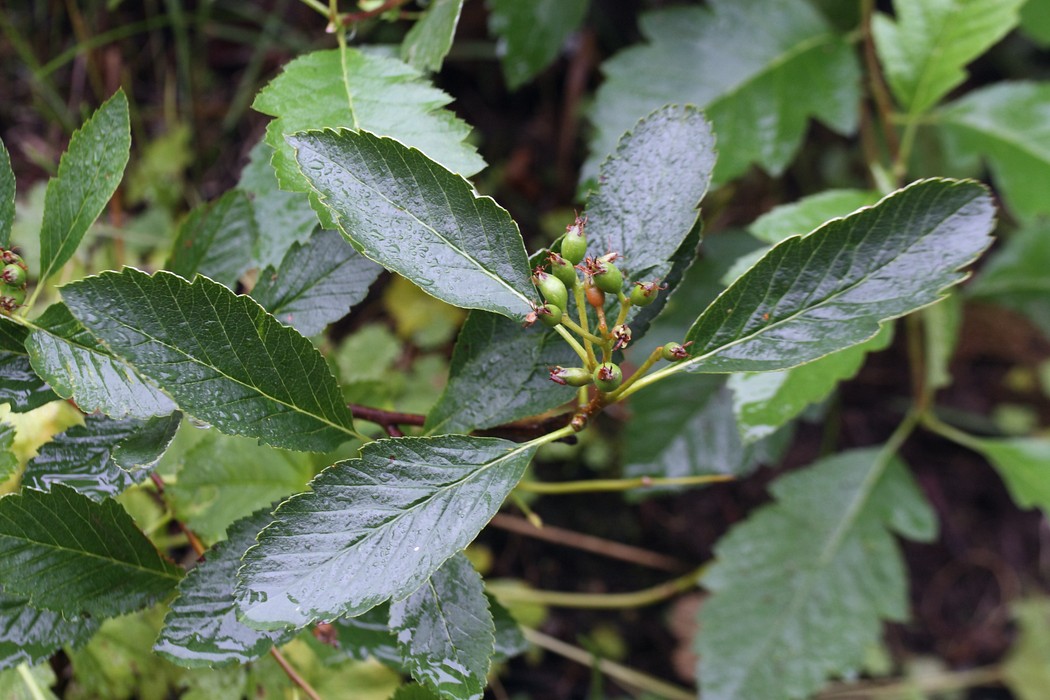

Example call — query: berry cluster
[0,249,27,314]
[527,215,690,423]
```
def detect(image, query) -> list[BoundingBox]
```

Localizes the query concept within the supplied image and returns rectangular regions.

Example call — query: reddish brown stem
[349,403,426,429]
[149,473,205,556]
[860,0,901,167]
[340,0,410,24]
[270,647,323,700]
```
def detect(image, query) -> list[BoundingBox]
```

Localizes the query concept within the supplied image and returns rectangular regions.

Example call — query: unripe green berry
[0,286,26,313]
[593,362,623,392]
[550,366,593,387]
[593,260,623,294]
[533,270,568,310]
[548,252,579,288]
[662,342,690,361]
[629,280,662,307]
[560,215,588,265]
[0,264,26,287]
[539,303,563,327]
[0,250,23,267]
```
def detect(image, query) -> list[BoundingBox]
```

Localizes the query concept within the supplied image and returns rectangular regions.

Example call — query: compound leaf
[487,0,589,89]
[873,0,1023,115]
[237,435,537,629]
[390,553,493,700]
[251,228,383,336]
[156,507,294,667]
[253,47,483,210]
[0,591,100,671]
[0,484,182,618]
[676,179,994,374]
[291,129,537,319]
[38,90,130,284]
[0,138,13,248]
[937,82,1050,220]
[697,449,937,700]
[61,268,356,452]
[402,0,464,72]
[587,0,859,183]
[26,303,177,420]
[22,413,180,500]
[167,190,257,290]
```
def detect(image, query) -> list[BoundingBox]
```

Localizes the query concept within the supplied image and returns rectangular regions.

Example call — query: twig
[860,0,900,170]
[270,647,323,700]
[348,403,426,435]
[494,566,703,609]
[488,513,688,572]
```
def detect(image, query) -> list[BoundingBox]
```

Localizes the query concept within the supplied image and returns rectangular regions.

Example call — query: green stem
[606,346,665,402]
[16,664,49,700]
[573,284,597,366]
[508,491,543,529]
[613,291,631,328]
[516,473,733,496]
[297,0,330,19]
[614,361,688,402]
[559,315,604,345]
[553,325,590,365]
[921,413,985,451]
[497,565,704,609]
[522,628,694,700]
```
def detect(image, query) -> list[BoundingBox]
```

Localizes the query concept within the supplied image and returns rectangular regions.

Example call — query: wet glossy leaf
[22,413,179,500]
[0,138,13,248]
[332,605,403,669]
[969,221,1050,338]
[253,47,483,216]
[237,435,538,629]
[156,507,294,667]
[0,591,100,671]
[0,485,182,617]
[938,82,1050,219]
[0,318,27,353]
[698,449,937,700]
[38,90,130,284]
[586,105,714,281]
[729,325,893,443]
[389,553,493,700]
[61,268,356,452]
[402,0,464,72]
[292,129,537,319]
[167,190,257,289]
[587,0,860,183]
[425,312,575,435]
[873,0,1023,114]
[487,0,589,89]
[167,432,313,543]
[251,228,383,336]
[238,140,318,270]
[26,303,177,419]
[0,352,57,412]
[677,179,994,374]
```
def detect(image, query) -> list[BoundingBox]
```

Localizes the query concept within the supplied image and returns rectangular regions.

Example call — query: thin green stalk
[516,473,733,495]
[16,664,49,700]
[496,566,703,609]
[614,361,688,401]
[554,325,590,365]
[573,283,597,365]
[607,346,665,401]
[297,0,330,19]
[559,315,604,345]
[613,291,631,328]
[509,492,543,529]
[522,628,694,700]
[921,413,985,451]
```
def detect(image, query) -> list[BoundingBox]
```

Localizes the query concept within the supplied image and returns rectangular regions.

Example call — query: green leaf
[291,129,537,319]
[22,413,179,500]
[61,268,356,452]
[402,0,464,72]
[0,484,182,617]
[586,0,860,184]
[156,507,294,667]
[489,594,527,662]
[965,437,1050,513]
[750,189,882,245]
[922,293,962,390]
[253,47,484,208]
[487,0,589,89]
[0,138,14,248]
[937,82,1050,220]
[0,425,17,484]
[166,191,257,289]
[38,90,130,284]
[624,376,765,483]
[585,105,714,280]
[872,0,1023,115]
[238,140,318,270]
[425,311,575,435]
[729,325,893,443]
[676,179,994,374]
[969,221,1050,337]
[251,228,383,336]
[237,435,537,629]
[389,553,494,700]
[0,317,27,353]
[167,432,313,543]
[0,591,100,671]
[0,663,58,700]
[392,686,442,700]
[1004,599,1050,700]
[0,352,58,412]
[1020,0,1050,45]
[26,303,177,419]
[697,448,937,700]
[331,604,404,669]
